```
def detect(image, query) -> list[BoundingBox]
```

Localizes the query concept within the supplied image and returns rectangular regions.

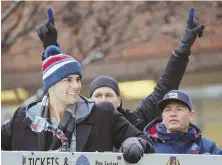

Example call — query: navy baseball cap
[157,90,192,111]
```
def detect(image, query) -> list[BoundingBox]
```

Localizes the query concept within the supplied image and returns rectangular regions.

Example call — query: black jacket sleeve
[133,50,190,130]
[110,103,154,153]
[1,107,21,150]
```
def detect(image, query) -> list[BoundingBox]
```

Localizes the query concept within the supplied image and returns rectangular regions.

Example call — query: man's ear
[117,96,121,108]
[162,113,165,124]
[48,85,54,96]
[189,110,195,123]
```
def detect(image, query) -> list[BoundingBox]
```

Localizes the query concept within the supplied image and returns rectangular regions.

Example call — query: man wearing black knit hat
[36,8,205,131]
[89,76,122,109]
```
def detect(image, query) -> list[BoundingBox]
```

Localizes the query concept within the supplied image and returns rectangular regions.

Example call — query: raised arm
[133,8,205,130]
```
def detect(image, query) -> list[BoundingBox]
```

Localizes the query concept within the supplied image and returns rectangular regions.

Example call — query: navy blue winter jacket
[144,117,222,154]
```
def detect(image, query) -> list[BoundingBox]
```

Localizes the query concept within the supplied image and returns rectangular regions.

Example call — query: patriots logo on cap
[168,92,178,99]
[166,156,180,165]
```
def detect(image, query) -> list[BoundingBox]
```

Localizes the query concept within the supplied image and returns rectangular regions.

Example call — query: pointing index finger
[47,8,54,25]
[189,7,195,21]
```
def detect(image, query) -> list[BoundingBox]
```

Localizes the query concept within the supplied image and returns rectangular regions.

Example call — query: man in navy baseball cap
[144,89,222,154]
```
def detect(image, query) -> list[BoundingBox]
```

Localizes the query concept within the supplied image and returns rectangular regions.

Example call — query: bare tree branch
[1,2,41,54]
[1,12,23,53]
[1,0,23,23]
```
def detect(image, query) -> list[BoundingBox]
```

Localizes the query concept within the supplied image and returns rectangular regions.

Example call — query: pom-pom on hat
[42,46,83,92]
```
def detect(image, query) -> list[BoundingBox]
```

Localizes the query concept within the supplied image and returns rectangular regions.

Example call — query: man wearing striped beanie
[2,45,155,164]
[42,45,83,109]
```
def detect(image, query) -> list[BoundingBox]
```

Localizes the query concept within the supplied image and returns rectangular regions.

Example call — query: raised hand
[35,8,58,51]
[177,8,205,55]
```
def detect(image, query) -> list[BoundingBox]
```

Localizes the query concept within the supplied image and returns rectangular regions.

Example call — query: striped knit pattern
[42,54,82,92]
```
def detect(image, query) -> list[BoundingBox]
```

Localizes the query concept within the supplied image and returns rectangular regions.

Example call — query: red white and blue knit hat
[42,46,83,92]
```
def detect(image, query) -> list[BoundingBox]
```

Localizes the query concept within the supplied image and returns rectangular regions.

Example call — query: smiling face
[90,86,121,109]
[162,101,195,133]
[48,74,82,107]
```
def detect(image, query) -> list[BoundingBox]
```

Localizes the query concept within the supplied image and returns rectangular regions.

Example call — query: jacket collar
[23,96,95,151]
[156,123,201,141]
[24,96,95,126]
[144,116,202,141]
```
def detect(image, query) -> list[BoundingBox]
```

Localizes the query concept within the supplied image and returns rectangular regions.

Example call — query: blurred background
[1,1,222,147]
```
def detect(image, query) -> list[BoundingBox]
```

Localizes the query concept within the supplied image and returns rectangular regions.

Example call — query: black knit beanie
[89,76,120,97]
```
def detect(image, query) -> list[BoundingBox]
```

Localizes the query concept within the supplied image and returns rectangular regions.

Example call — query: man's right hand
[121,137,145,164]
[35,8,58,50]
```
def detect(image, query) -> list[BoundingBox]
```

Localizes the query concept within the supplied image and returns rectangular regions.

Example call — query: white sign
[23,155,70,165]
[1,151,222,165]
